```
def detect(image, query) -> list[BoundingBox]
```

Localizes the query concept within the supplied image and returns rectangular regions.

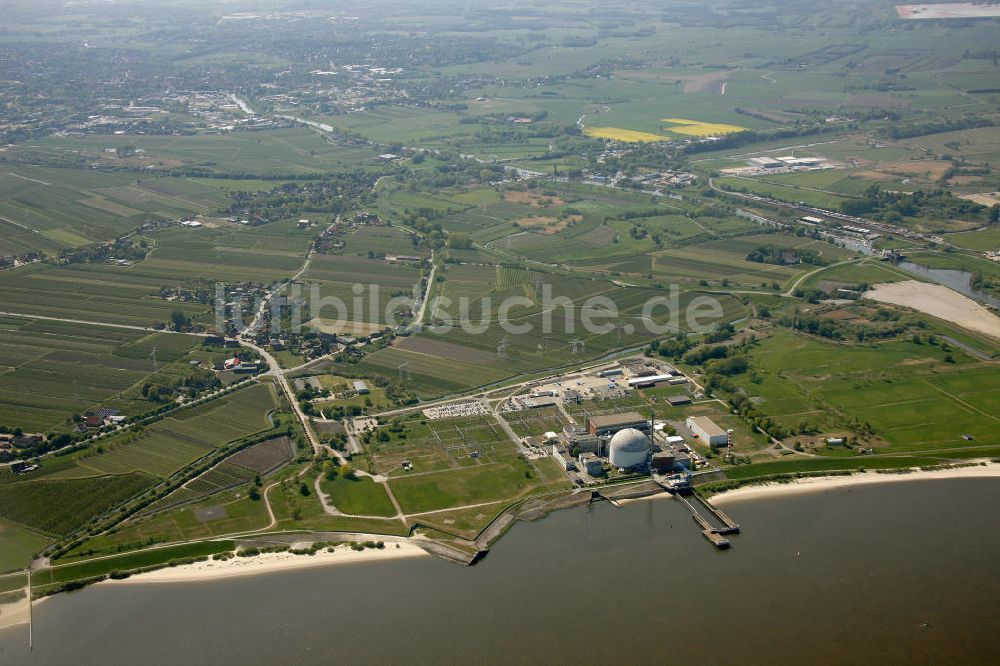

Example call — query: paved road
[415,249,438,325]
[235,243,411,520]
[783,257,863,297]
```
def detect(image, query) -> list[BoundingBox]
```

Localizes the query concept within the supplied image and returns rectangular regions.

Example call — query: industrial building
[521,395,559,409]
[608,428,651,470]
[563,425,603,455]
[551,445,576,471]
[686,416,729,447]
[353,380,369,394]
[654,449,692,472]
[578,452,604,476]
[776,156,824,167]
[587,412,649,437]
[749,156,782,169]
[626,374,673,388]
[664,435,686,449]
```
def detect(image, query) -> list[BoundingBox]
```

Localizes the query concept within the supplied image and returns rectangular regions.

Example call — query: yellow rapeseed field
[584,118,746,142]
[583,127,668,142]
[660,118,747,136]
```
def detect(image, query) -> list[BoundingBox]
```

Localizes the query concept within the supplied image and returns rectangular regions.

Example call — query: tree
[447,233,473,250]
[299,482,311,496]
[249,485,261,501]
[170,310,191,331]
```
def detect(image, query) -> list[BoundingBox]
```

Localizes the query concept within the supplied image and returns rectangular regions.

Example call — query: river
[1,478,998,664]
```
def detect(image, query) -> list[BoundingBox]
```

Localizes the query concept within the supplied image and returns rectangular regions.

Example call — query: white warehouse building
[686,416,729,447]
[608,428,651,469]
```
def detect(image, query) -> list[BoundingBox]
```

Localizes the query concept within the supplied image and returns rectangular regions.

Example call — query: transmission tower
[570,338,585,355]
[397,361,411,383]
[150,346,158,372]
[497,336,510,361]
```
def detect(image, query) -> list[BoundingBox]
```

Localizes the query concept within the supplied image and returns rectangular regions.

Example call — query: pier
[655,478,740,549]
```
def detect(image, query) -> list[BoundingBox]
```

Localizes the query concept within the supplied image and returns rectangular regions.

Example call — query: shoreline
[0,543,430,630]
[3,463,997,624]
[710,462,1000,505]
[0,598,32,632]
[108,541,430,585]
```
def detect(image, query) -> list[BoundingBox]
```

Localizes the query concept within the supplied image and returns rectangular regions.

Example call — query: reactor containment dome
[608,427,650,469]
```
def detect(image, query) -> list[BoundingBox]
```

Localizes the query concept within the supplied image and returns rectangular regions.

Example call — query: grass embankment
[31,540,236,596]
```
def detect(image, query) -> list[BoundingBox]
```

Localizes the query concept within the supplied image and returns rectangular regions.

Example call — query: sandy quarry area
[865,280,1000,340]
[897,3,1000,19]
[959,192,1000,206]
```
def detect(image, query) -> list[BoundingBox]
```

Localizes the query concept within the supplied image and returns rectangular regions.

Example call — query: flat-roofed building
[551,445,576,471]
[686,416,728,447]
[578,452,604,476]
[587,411,649,437]
[627,374,673,388]
[651,451,676,473]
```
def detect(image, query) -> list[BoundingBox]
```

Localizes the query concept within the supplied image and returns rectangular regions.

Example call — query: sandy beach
[712,462,1000,505]
[110,541,430,585]
[0,598,31,631]
[0,543,430,630]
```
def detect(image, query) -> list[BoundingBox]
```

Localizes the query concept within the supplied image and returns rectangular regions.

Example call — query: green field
[715,175,851,210]
[731,329,1000,452]
[62,488,270,560]
[31,128,383,176]
[0,473,153,537]
[319,475,397,517]
[137,220,312,283]
[47,383,278,480]
[348,280,745,399]
[0,262,209,327]
[945,227,1000,252]
[304,253,424,325]
[389,456,538,514]
[0,316,207,431]
[798,259,907,291]
[0,519,51,573]
[0,166,231,254]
